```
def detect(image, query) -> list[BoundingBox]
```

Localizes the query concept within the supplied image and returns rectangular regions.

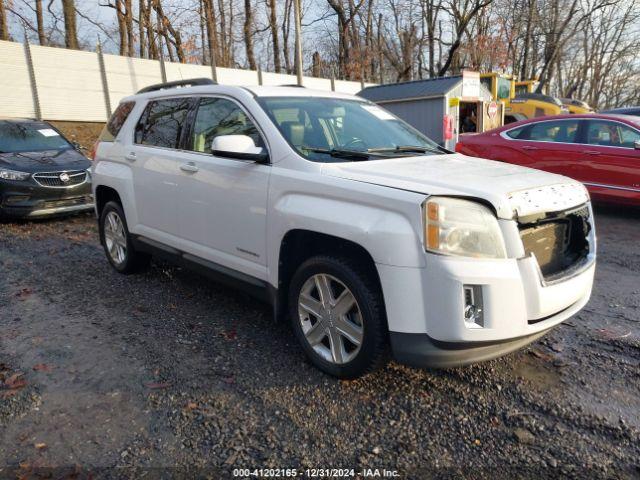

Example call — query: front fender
[268,190,426,286]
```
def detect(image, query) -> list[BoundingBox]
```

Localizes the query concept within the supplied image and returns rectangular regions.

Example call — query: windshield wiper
[368,145,444,155]
[301,146,374,161]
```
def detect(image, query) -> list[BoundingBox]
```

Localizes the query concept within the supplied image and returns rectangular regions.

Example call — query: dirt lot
[0,206,638,479]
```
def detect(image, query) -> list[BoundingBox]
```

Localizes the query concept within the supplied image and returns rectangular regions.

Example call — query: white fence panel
[0,41,373,122]
[302,77,333,91]
[164,61,211,83]
[104,54,163,110]
[30,45,106,122]
[0,40,36,118]
[216,67,259,86]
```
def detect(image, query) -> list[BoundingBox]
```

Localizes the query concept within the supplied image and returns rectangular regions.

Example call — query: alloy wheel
[298,274,364,364]
[104,211,127,265]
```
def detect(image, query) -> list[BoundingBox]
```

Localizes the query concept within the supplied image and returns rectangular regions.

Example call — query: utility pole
[293,0,303,86]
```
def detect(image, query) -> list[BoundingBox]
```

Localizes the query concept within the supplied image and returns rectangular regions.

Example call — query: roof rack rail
[279,84,305,88]
[137,78,216,94]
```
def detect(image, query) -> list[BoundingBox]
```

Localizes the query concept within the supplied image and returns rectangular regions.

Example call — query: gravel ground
[0,206,638,479]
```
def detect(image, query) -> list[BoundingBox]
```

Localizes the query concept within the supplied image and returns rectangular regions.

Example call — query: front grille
[519,205,591,280]
[33,170,87,188]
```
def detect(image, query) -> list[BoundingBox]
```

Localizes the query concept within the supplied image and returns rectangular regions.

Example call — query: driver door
[176,96,271,280]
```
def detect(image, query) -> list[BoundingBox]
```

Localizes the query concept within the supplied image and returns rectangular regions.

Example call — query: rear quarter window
[98,101,136,142]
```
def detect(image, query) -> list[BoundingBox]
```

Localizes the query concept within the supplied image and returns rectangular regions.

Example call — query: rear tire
[288,255,389,379]
[99,201,150,274]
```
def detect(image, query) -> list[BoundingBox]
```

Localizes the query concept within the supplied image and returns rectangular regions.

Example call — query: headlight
[424,197,507,259]
[0,169,31,181]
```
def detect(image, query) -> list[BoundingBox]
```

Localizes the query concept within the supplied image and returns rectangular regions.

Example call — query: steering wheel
[343,137,367,150]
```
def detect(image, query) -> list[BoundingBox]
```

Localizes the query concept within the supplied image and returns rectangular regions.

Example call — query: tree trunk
[203,0,219,66]
[243,0,256,69]
[0,0,7,42]
[218,0,227,66]
[268,0,281,73]
[145,0,158,59]
[116,0,127,55]
[139,0,146,57]
[312,51,321,77]
[125,0,134,57]
[35,0,46,45]
[282,0,292,73]
[62,0,79,49]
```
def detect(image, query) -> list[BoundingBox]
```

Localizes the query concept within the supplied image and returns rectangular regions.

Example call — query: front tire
[288,255,389,378]
[99,201,150,274]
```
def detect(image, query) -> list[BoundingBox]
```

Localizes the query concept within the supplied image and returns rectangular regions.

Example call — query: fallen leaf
[33,364,53,372]
[0,389,19,399]
[221,329,237,340]
[5,373,27,390]
[186,402,198,410]
[529,348,553,361]
[145,382,171,389]
[34,443,47,450]
[15,288,33,299]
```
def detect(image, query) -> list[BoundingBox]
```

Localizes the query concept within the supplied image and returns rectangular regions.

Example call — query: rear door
[175,96,271,280]
[502,119,581,177]
[130,97,195,240]
[576,119,640,203]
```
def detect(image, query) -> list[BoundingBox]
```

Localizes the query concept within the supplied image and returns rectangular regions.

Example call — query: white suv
[92,78,596,378]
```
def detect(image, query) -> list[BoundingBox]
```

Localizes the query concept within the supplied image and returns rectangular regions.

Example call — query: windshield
[256,96,444,162]
[0,121,72,153]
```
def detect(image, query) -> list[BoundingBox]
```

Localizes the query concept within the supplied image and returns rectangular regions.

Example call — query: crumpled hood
[0,148,90,173]
[321,153,589,219]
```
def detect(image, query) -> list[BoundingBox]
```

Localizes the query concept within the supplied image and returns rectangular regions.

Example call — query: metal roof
[357,76,462,102]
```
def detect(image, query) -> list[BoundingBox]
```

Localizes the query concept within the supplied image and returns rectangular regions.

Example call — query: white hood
[321,153,589,219]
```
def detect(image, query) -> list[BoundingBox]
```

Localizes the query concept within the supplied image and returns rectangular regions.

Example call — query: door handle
[124,152,137,162]
[522,145,538,151]
[582,150,601,155]
[180,162,199,173]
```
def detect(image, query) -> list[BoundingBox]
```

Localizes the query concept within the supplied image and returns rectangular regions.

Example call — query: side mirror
[211,135,269,163]
[635,140,640,150]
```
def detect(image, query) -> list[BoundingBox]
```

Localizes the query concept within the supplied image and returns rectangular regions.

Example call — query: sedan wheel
[298,273,364,365]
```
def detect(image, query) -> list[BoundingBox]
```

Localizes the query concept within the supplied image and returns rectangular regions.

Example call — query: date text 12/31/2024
[232,468,401,478]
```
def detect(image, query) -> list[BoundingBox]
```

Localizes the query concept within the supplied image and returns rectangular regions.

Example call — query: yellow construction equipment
[560,98,594,114]
[480,73,580,121]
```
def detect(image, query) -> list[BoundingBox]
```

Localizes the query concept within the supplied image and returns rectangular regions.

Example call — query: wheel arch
[274,229,385,322]
[95,185,123,217]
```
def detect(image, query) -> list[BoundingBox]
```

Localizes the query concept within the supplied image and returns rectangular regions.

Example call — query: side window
[190,97,264,153]
[586,120,640,148]
[505,126,527,139]
[99,101,135,142]
[515,120,579,143]
[135,98,192,149]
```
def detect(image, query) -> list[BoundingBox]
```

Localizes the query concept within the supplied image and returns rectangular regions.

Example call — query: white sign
[461,71,480,99]
[38,129,60,137]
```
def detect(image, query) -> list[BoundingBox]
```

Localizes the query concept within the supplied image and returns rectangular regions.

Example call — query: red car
[456,114,640,206]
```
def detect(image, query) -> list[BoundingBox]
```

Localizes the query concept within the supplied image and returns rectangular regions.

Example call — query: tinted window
[99,101,135,142]
[506,126,526,139]
[190,97,263,153]
[0,121,72,153]
[135,98,192,148]
[510,120,579,142]
[586,121,640,148]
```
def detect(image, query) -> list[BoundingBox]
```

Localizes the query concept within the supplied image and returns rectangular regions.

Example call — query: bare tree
[0,0,7,41]
[61,0,79,49]
[243,0,256,69]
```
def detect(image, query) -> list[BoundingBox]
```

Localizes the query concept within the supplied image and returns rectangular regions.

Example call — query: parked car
[92,79,596,378]
[456,114,640,206]
[600,106,640,117]
[0,118,93,219]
